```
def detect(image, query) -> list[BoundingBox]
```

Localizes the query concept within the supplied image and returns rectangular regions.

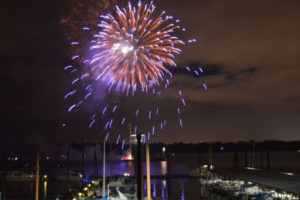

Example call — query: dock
[212,168,300,196]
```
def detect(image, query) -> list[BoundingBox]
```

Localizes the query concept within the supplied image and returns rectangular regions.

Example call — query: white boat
[188,165,211,177]
[108,187,128,200]
[56,171,82,181]
[108,176,132,187]
[3,170,47,182]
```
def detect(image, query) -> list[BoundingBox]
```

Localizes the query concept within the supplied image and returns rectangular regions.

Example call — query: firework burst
[63,0,205,145]
[89,1,184,93]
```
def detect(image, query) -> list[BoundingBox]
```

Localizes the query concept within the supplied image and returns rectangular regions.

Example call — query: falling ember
[89,119,95,128]
[64,65,72,70]
[109,119,114,128]
[89,1,184,93]
[105,132,110,141]
[112,105,118,112]
[179,118,183,127]
[177,108,181,115]
[178,90,182,96]
[121,117,126,125]
[134,126,138,134]
[116,134,121,144]
[181,98,186,106]
[68,104,76,112]
[102,106,107,115]
[122,139,125,150]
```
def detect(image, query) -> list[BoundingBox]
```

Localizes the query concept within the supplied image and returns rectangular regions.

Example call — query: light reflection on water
[2,158,210,199]
[3,178,207,200]
[43,181,47,199]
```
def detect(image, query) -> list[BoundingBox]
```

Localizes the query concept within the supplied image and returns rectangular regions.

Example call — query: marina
[212,168,300,197]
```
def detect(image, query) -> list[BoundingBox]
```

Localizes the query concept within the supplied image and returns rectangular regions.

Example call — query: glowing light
[122,152,134,161]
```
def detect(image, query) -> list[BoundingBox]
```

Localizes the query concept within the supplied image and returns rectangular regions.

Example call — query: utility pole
[252,142,255,168]
[81,144,85,186]
[146,143,151,200]
[208,143,213,170]
[260,144,264,169]
[167,153,171,199]
[66,145,70,190]
[136,133,143,200]
[110,143,112,177]
[1,155,6,200]
[94,147,98,177]
[35,147,40,200]
[102,139,106,199]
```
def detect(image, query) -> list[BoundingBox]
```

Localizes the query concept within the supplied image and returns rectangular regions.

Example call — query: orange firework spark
[89,1,184,93]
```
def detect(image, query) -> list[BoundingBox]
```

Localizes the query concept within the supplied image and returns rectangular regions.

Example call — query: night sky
[1,0,300,150]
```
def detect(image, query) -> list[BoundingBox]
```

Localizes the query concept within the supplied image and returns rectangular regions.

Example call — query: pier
[212,168,300,196]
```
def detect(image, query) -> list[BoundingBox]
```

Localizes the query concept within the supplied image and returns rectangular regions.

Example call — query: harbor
[1,146,300,200]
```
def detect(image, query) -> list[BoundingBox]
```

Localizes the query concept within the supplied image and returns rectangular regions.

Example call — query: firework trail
[63,1,206,146]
